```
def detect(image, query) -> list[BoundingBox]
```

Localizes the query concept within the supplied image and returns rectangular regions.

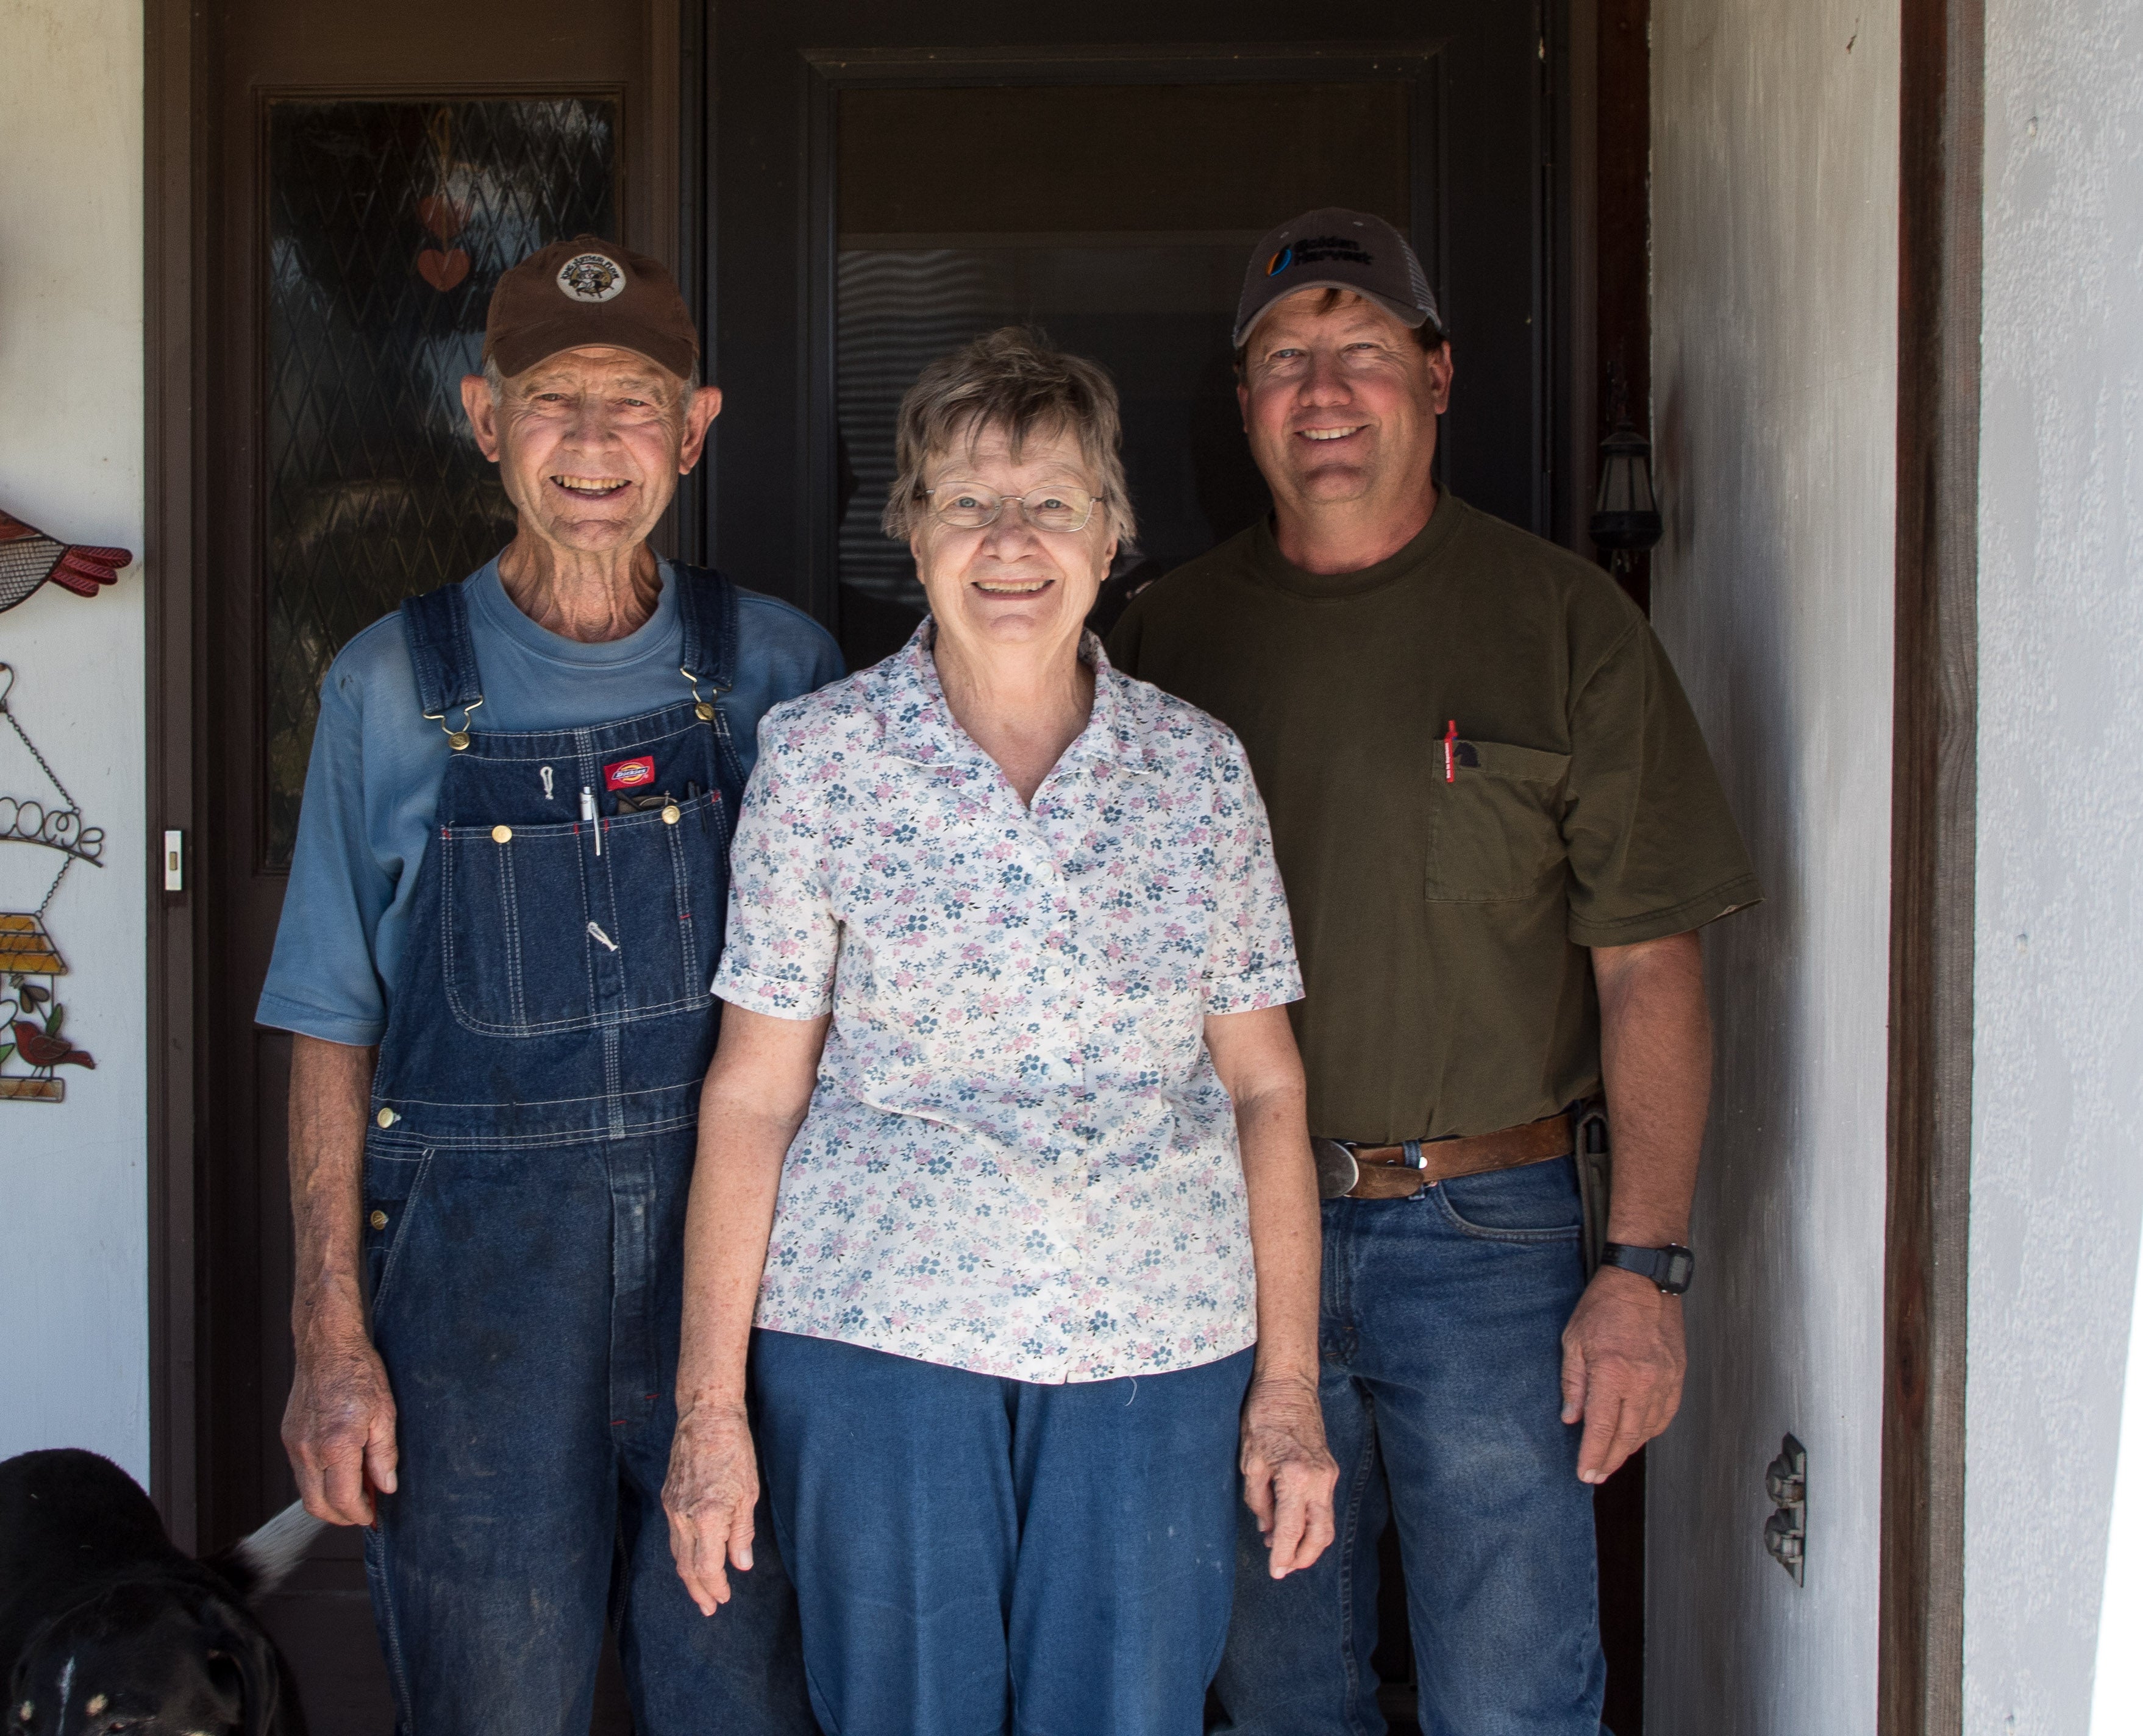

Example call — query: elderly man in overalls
[257,235,839,1735]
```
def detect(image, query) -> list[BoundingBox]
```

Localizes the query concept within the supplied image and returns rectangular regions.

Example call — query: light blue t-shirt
[255,558,844,1047]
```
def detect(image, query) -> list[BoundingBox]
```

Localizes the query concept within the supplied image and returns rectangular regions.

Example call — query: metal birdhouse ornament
[0,663,105,1101]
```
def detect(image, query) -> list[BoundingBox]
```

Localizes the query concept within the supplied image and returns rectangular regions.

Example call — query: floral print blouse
[715,624,1303,1383]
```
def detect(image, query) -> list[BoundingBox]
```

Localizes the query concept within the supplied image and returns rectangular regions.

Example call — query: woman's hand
[1207,1006,1333,1577]
[663,1398,761,1615]
[1239,1370,1339,1578]
[665,1005,831,1616]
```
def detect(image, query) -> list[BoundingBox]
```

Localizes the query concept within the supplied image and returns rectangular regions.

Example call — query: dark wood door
[701,6,1621,1733]
[190,2,680,1729]
[702,2,1577,669]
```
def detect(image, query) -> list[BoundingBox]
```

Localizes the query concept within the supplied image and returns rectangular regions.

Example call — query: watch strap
[1600,1241,1696,1294]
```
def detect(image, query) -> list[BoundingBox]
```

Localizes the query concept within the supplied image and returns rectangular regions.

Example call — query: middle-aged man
[256,235,840,1736]
[1110,209,1761,1733]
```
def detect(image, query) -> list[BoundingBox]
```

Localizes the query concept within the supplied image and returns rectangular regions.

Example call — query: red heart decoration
[416,247,471,291]
[417,194,469,241]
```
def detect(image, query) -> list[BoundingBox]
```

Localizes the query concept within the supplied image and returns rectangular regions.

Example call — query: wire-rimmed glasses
[922,482,1101,534]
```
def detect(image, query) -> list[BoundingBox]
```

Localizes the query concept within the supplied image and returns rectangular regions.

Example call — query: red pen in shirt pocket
[605,755,657,792]
[1443,720,1459,783]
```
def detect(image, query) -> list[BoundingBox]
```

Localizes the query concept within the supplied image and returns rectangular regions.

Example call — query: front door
[701,6,1606,1733]
[188,1,680,1728]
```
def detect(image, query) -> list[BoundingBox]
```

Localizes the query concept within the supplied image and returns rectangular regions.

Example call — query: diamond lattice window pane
[263,98,619,868]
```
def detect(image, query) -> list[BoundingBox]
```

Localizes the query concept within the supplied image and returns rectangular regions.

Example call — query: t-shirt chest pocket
[1425,738,1572,902]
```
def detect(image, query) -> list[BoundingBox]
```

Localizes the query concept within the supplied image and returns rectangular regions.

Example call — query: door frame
[138,0,1595,1573]
[1881,0,1981,1729]
[145,0,209,1553]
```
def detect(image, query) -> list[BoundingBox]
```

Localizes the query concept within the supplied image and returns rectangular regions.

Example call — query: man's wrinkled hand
[663,1400,760,1617]
[283,1320,399,1527]
[1560,1267,1685,1484]
[1239,1372,1339,1579]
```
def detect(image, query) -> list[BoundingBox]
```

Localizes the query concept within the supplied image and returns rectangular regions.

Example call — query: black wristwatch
[1600,1242,1696,1295]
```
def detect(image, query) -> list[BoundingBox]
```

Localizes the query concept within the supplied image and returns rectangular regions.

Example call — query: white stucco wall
[0,0,148,1479]
[1646,1,1900,1729]
[1972,0,2143,1729]
[2091,1231,2143,1732]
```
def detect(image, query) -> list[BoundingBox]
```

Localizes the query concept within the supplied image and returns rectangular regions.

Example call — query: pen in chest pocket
[580,785,601,854]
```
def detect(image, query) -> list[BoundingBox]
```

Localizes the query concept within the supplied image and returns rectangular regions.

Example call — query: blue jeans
[751,1331,1255,1736]
[1212,1157,1606,1736]
[362,1131,816,1736]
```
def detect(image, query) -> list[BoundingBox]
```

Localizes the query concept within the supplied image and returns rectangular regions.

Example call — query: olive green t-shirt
[1108,493,1760,1144]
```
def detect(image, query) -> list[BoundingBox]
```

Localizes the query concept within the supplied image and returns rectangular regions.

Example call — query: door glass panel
[835,82,1413,660]
[263,97,619,867]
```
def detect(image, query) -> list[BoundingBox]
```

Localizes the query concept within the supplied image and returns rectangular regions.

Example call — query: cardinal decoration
[0,663,106,1102]
[0,916,91,1101]
[0,510,130,614]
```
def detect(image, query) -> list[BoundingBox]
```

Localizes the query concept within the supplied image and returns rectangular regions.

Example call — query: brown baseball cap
[482,235,699,380]
[1232,208,1442,349]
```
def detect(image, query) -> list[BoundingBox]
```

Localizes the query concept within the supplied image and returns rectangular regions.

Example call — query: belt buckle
[1312,1138,1360,1199]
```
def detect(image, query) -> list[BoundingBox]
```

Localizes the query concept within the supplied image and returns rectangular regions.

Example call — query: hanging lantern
[1589,413,1663,560]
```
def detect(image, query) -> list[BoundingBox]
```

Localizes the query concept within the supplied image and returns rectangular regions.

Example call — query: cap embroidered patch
[605,755,656,791]
[557,252,627,303]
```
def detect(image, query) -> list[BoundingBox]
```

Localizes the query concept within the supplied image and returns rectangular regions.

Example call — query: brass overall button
[376,1106,398,1128]
[369,1209,389,1230]
[492,824,513,843]
[661,803,680,825]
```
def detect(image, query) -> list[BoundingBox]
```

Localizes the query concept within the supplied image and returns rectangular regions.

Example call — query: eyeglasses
[922,482,1101,534]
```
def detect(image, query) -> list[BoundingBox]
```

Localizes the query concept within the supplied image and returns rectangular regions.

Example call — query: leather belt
[1313,1109,1579,1201]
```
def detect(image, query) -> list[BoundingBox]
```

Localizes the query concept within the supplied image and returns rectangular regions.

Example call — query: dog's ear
[207,1609,305,1736]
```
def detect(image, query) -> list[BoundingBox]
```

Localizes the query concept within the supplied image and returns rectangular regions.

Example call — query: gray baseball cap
[1232,208,1441,349]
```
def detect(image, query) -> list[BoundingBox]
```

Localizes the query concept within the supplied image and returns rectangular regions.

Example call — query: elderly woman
[661,328,1336,1735]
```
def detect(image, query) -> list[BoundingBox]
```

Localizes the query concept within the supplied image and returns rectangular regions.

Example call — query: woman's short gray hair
[881,327,1138,547]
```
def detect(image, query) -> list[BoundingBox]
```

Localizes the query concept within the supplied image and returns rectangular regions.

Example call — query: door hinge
[1764,1433,1807,1585]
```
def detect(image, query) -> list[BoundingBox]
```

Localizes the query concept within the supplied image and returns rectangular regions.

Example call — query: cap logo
[1265,246,1295,276]
[1286,235,1375,268]
[557,252,627,303]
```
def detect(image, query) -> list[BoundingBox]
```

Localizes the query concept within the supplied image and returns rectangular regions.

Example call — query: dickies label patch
[605,755,656,791]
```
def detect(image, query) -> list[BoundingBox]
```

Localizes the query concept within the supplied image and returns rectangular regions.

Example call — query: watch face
[1663,1247,1696,1292]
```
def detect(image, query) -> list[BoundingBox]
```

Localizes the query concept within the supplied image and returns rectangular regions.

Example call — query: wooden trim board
[1881,0,1981,1726]
[144,0,210,1554]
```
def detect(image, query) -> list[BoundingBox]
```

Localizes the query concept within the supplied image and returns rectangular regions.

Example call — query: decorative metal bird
[0,509,131,613]
[12,1018,94,1078]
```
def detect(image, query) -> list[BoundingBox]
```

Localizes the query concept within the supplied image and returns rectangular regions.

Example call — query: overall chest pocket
[441,791,730,1036]
[1425,740,1572,902]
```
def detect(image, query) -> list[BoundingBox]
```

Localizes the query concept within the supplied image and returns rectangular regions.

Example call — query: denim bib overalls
[357,567,813,1736]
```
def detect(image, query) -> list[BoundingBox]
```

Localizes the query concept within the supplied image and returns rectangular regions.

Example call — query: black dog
[2,1449,321,1735]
